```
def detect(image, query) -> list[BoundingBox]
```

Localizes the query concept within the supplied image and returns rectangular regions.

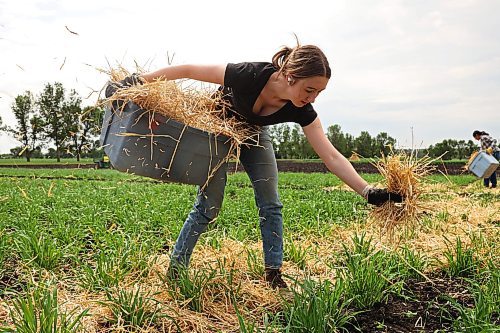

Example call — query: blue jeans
[171,127,284,269]
[484,151,499,188]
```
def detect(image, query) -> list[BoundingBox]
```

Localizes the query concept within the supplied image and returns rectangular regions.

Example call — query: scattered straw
[370,151,439,235]
[1,183,497,332]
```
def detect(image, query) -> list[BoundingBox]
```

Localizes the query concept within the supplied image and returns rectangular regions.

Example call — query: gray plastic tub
[468,151,499,178]
[99,101,231,185]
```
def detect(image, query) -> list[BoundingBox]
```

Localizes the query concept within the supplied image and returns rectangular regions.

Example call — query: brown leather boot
[265,268,288,289]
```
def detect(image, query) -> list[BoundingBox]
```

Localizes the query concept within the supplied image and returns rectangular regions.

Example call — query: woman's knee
[192,202,221,223]
[258,201,283,219]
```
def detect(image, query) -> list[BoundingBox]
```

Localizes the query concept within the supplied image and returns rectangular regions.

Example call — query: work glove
[486,147,493,155]
[363,186,403,206]
[105,73,144,98]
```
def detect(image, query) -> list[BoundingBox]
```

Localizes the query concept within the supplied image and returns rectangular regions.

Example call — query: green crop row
[0,169,494,332]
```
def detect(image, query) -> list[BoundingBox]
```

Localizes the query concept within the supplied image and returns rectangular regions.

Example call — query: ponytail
[271,44,331,79]
[473,130,490,137]
[272,46,293,74]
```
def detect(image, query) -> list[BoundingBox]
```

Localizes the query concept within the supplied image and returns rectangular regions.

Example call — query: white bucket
[468,152,499,178]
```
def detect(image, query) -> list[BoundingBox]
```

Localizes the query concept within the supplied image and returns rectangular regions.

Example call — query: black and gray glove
[105,73,144,98]
[363,186,403,206]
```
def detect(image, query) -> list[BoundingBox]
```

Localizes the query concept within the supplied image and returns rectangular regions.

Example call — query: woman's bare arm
[140,64,227,85]
[302,118,368,196]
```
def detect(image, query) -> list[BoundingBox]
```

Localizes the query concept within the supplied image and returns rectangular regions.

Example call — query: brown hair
[473,130,489,137]
[272,44,331,79]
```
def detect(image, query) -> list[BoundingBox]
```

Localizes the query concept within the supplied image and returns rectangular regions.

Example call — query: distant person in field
[473,130,499,188]
[107,40,403,289]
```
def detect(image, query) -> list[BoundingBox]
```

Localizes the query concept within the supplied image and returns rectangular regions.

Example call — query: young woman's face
[288,76,329,107]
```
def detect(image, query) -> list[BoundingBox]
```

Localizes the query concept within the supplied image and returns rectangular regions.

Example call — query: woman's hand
[363,186,403,206]
[105,73,144,98]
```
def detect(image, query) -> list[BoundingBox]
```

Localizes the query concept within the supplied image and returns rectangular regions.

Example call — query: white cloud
[1,0,499,154]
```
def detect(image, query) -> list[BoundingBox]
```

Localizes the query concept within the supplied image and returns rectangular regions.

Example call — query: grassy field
[0,157,468,165]
[0,168,497,332]
[0,158,95,165]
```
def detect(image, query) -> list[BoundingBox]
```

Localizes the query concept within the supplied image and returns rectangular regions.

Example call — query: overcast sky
[1,0,499,153]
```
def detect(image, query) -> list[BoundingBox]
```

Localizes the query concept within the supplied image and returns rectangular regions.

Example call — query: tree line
[0,82,479,161]
[0,82,103,162]
[269,124,477,160]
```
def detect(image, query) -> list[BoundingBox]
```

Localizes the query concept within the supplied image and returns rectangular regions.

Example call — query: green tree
[71,106,104,161]
[272,124,295,158]
[268,124,316,159]
[456,140,477,159]
[61,90,83,160]
[269,124,288,158]
[45,147,57,159]
[84,139,106,159]
[38,82,67,162]
[354,131,375,158]
[344,133,355,157]
[428,139,456,160]
[10,147,22,156]
[295,125,317,158]
[290,125,302,158]
[326,124,349,157]
[4,91,44,161]
[373,132,396,157]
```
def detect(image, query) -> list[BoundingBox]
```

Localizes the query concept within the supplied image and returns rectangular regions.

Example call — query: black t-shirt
[220,62,318,127]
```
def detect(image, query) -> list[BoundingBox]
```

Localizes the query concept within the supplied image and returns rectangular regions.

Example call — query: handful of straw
[102,66,259,146]
[370,152,437,234]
